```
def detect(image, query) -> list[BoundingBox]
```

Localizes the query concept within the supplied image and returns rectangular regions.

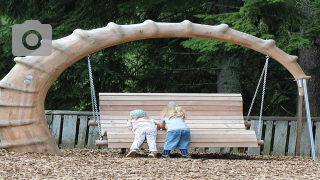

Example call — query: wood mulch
[0,149,319,179]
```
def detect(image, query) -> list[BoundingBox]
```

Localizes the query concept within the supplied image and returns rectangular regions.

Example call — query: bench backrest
[99,93,246,131]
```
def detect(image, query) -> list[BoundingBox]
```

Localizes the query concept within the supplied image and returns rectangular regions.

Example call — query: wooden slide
[0,20,310,155]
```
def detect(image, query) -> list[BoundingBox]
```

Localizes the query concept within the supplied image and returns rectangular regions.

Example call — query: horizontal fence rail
[45,110,320,156]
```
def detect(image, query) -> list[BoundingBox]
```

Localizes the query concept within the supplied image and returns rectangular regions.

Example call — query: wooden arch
[0,20,310,155]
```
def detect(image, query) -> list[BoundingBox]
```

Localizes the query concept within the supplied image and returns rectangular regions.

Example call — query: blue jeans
[164,130,190,150]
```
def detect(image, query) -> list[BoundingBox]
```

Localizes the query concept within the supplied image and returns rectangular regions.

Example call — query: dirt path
[0,149,319,179]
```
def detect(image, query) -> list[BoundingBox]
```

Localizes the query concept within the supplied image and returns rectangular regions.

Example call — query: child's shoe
[161,155,170,158]
[148,152,157,158]
[126,149,137,158]
[180,155,192,159]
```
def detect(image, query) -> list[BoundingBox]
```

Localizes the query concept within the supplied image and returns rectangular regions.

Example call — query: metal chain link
[245,55,269,140]
[257,55,269,140]
[87,55,102,140]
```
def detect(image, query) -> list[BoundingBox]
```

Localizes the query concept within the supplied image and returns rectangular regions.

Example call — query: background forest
[1,0,320,116]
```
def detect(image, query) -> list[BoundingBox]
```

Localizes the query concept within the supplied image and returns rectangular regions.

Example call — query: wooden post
[262,120,273,155]
[296,95,303,156]
[273,121,289,156]
[287,121,298,156]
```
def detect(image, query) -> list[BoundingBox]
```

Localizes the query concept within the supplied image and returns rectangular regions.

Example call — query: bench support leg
[120,148,126,154]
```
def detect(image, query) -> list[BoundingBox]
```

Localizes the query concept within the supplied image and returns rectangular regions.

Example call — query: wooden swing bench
[88,93,263,149]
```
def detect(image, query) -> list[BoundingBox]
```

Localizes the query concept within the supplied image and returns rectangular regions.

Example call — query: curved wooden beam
[0,20,310,155]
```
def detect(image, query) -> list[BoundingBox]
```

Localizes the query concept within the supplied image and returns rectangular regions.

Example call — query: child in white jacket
[126,109,161,158]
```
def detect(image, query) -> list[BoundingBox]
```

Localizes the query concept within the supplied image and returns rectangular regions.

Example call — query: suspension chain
[257,55,269,140]
[87,55,102,140]
[245,55,269,140]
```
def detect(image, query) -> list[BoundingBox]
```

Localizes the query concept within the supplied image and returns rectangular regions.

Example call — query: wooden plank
[300,120,311,157]
[99,95,242,101]
[190,141,258,147]
[107,134,258,139]
[248,116,320,122]
[315,122,320,157]
[272,121,288,156]
[100,105,242,111]
[101,123,245,129]
[51,115,62,145]
[231,148,239,153]
[107,138,258,143]
[99,120,245,124]
[87,125,100,149]
[107,142,258,148]
[61,115,77,149]
[77,116,88,149]
[99,93,242,97]
[45,110,93,116]
[261,120,273,155]
[100,101,242,106]
[99,110,243,116]
[100,115,244,120]
[102,128,245,132]
[223,147,231,153]
[247,120,262,155]
[106,129,257,135]
[208,148,221,152]
[45,114,53,132]
[197,147,206,152]
[287,121,298,156]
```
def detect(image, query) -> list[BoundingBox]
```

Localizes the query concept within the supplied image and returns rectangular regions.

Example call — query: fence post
[247,120,262,155]
[287,121,298,156]
[208,148,221,153]
[272,121,288,156]
[315,122,320,157]
[61,115,77,149]
[300,120,311,157]
[77,116,89,149]
[262,120,273,155]
[87,124,100,149]
[45,114,53,132]
[51,115,62,146]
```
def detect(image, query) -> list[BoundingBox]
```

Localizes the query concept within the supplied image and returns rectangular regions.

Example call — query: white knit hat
[130,110,146,117]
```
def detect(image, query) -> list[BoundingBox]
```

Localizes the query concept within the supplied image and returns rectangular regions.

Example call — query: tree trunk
[299,0,320,116]
[299,33,320,116]
[217,57,242,93]
[215,0,242,93]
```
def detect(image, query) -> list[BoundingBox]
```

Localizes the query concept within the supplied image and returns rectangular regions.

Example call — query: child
[126,109,161,158]
[160,102,191,158]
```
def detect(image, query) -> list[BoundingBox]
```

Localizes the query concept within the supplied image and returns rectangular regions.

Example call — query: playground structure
[0,20,313,157]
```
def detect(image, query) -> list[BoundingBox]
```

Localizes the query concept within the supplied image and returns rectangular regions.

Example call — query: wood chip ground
[0,149,319,179]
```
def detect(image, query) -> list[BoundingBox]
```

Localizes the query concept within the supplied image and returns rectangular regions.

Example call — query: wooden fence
[45,110,320,156]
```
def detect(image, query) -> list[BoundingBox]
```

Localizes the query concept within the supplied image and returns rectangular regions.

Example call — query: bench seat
[90,93,261,148]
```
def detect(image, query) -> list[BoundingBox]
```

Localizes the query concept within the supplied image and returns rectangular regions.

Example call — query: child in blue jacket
[160,102,191,158]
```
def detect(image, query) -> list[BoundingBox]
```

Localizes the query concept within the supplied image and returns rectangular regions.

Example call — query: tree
[298,0,320,116]
[0,0,223,110]
[0,0,315,116]
[181,0,311,116]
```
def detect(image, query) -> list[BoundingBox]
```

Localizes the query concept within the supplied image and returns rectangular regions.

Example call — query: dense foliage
[1,0,320,116]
